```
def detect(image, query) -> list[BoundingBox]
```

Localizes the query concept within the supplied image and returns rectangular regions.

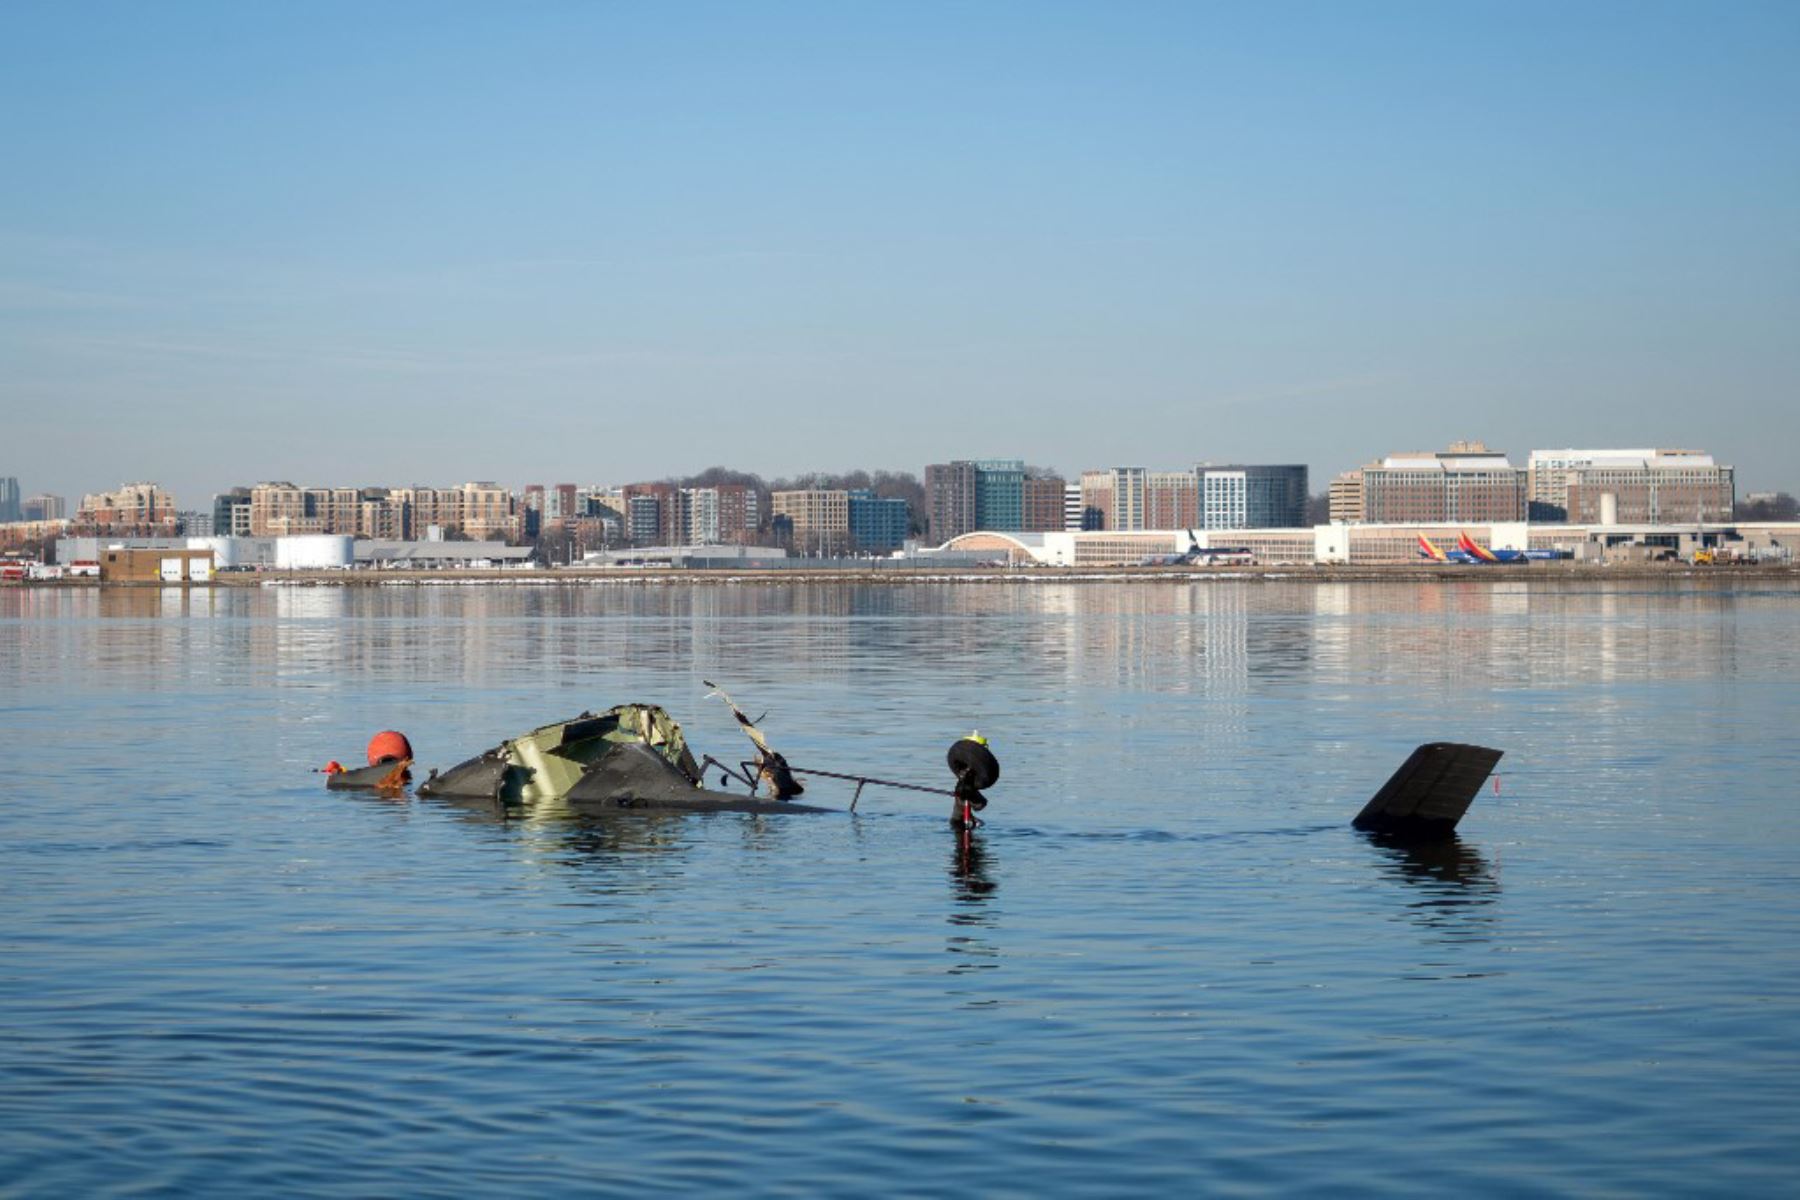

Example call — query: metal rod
[700,754,755,790]
[784,765,956,799]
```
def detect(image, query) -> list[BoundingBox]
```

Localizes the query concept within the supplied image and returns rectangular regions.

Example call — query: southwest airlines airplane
[1418,532,1561,563]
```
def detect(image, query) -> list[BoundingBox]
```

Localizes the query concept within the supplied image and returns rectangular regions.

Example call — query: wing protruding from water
[1352,743,1503,840]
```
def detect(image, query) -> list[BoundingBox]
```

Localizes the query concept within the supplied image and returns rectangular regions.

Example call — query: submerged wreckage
[327,684,1499,840]
[328,683,1001,828]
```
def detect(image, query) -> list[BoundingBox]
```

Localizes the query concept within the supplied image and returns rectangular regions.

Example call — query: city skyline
[4,4,1796,504]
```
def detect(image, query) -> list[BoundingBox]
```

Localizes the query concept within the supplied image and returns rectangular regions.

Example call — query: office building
[0,477,19,523]
[848,489,910,552]
[1356,443,1525,524]
[925,459,1047,539]
[1529,449,1734,523]
[973,459,1025,531]
[1199,464,1308,530]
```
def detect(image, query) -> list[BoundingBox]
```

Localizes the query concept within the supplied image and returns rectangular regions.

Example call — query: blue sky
[3,1,1796,504]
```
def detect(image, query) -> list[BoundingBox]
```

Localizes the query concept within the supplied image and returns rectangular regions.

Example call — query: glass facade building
[847,489,910,552]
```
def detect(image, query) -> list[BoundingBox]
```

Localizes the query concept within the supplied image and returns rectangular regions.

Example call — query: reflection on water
[3,579,1798,1196]
[1365,833,1501,944]
[950,828,998,905]
[946,829,1000,981]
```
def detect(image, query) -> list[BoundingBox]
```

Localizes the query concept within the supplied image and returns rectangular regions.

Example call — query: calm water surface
[3,580,1797,1196]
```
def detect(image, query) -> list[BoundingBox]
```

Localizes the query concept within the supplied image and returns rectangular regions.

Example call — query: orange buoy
[367,730,413,766]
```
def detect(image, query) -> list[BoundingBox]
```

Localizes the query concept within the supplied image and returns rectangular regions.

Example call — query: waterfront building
[247,483,429,539]
[1355,443,1525,524]
[1529,449,1733,524]
[1199,464,1308,529]
[935,517,1796,568]
[847,489,910,552]
[0,477,19,523]
[75,482,179,536]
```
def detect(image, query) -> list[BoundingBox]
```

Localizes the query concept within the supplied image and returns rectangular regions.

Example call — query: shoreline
[14,562,1798,588]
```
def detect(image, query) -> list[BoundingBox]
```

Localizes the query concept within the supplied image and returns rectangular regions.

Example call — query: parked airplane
[1140,530,1256,567]
[1418,532,1561,564]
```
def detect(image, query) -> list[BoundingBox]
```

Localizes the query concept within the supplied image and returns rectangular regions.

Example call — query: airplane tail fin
[1458,530,1499,562]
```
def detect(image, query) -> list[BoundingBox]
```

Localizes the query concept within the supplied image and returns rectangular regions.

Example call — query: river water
[3,579,1797,1196]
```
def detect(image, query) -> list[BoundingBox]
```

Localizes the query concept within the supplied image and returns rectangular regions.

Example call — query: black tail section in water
[1352,743,1503,840]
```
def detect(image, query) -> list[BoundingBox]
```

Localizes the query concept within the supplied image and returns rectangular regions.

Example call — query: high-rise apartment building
[1145,471,1199,529]
[771,489,850,539]
[924,461,979,542]
[1079,467,1147,530]
[211,489,252,538]
[621,482,680,544]
[679,483,758,545]
[1021,476,1067,532]
[459,482,513,540]
[1356,443,1525,524]
[76,482,179,535]
[626,494,663,544]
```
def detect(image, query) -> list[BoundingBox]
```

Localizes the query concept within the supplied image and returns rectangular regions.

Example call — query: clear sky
[3,0,1796,506]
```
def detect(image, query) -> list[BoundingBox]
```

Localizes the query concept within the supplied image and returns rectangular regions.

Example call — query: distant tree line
[1738,492,1799,521]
